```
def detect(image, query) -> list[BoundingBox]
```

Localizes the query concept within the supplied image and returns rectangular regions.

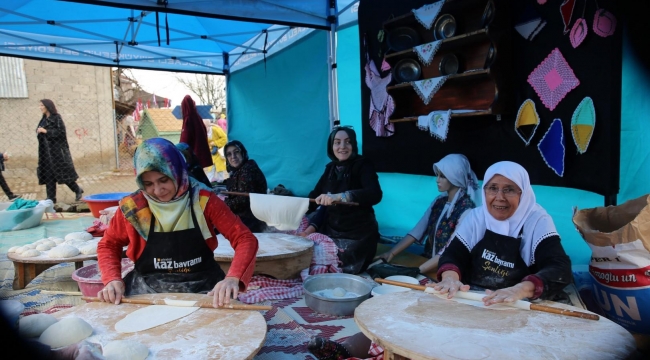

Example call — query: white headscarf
[454,161,558,266]
[433,154,480,217]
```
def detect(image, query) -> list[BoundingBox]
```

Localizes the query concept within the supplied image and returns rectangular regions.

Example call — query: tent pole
[327,2,340,129]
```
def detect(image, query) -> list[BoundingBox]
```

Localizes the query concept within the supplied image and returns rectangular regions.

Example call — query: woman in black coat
[37,99,83,203]
[301,126,383,274]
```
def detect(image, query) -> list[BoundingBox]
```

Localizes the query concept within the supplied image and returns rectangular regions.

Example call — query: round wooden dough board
[214,232,313,279]
[354,291,635,360]
[51,293,267,359]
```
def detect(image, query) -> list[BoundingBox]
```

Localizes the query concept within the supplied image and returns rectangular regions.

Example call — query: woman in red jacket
[97,138,258,308]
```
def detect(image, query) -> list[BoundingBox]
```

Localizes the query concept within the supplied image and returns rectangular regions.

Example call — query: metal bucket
[303,273,375,316]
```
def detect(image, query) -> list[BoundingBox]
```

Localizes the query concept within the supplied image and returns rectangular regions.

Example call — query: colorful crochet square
[537,119,565,177]
[527,48,580,111]
[515,99,540,146]
[571,97,595,154]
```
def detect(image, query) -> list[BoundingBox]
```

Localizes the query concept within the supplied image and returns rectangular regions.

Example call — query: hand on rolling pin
[482,281,535,306]
[314,193,342,206]
[208,276,240,307]
[97,280,125,305]
[428,270,469,299]
[297,225,316,238]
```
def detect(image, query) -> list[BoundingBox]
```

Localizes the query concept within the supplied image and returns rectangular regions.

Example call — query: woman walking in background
[37,99,83,203]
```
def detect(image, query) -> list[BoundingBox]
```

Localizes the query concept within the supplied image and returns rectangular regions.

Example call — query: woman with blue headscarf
[97,138,258,308]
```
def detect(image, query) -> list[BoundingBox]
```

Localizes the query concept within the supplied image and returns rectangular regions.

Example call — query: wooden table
[355,291,636,360]
[51,293,267,359]
[214,232,313,279]
[7,251,97,290]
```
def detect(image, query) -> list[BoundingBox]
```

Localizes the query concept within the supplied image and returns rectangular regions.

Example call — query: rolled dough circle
[39,317,93,348]
[18,313,58,338]
[332,287,347,297]
[102,340,149,360]
[65,231,93,241]
[22,249,41,257]
[7,246,20,253]
[36,244,52,251]
[49,245,80,258]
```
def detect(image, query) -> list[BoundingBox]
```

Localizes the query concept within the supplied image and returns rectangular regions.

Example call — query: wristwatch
[340,192,347,202]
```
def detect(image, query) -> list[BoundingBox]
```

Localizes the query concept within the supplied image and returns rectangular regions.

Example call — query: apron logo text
[481,249,515,268]
[153,257,202,270]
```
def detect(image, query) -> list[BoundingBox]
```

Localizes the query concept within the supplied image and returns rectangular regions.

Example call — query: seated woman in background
[432,161,572,304]
[300,126,383,274]
[97,138,258,308]
[375,153,479,274]
[224,140,268,232]
[308,161,572,360]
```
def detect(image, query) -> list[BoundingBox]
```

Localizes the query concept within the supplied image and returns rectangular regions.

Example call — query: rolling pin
[375,278,599,321]
[222,191,359,206]
[81,296,272,311]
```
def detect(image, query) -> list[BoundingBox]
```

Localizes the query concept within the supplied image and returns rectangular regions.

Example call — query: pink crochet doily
[527,48,579,111]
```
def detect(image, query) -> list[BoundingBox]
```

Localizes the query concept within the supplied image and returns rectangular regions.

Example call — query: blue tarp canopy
[0,0,358,74]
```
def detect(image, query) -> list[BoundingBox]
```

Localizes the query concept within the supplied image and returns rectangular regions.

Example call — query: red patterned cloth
[85,219,108,237]
[237,275,304,303]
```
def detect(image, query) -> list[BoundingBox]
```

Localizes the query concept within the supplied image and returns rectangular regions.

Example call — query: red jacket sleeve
[202,192,259,290]
[97,207,148,285]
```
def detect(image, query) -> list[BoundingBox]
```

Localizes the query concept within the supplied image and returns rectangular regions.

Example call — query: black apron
[469,230,530,290]
[124,194,225,295]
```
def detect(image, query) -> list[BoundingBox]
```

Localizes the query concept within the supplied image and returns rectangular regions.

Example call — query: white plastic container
[0,202,47,232]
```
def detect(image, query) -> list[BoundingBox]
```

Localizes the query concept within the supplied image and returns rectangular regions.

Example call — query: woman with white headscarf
[375,154,480,274]
[429,161,572,306]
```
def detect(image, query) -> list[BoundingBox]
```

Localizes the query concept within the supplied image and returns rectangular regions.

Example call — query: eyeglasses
[484,185,521,198]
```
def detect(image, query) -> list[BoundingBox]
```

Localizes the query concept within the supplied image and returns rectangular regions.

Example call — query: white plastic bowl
[0,202,47,232]
[371,285,411,297]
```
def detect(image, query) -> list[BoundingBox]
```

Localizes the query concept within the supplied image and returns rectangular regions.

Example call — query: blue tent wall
[229,24,650,267]
[228,31,331,196]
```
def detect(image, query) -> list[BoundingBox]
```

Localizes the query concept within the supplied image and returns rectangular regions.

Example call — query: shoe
[307,337,351,360]
[8,194,20,201]
[75,187,84,201]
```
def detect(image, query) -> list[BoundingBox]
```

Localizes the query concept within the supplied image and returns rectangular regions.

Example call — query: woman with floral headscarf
[301,126,383,275]
[224,140,268,232]
[375,154,479,274]
[97,138,258,308]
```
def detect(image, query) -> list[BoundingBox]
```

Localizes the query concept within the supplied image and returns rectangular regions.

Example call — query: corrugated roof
[172,105,214,120]
[145,109,182,132]
[0,56,28,98]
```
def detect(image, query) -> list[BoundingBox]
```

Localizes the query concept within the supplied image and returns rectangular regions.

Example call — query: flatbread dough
[39,317,93,348]
[424,288,528,311]
[115,305,200,333]
[65,231,93,241]
[49,245,80,258]
[22,249,41,257]
[249,193,309,231]
[78,244,98,255]
[102,340,149,360]
[18,313,58,338]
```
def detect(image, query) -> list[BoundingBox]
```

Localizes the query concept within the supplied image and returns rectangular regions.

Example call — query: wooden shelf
[389,109,494,123]
[385,28,489,60]
[386,69,490,91]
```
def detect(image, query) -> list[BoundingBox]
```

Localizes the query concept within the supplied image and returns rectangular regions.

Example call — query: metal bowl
[434,14,457,40]
[303,273,375,316]
[387,26,421,52]
[439,53,459,75]
[393,58,422,83]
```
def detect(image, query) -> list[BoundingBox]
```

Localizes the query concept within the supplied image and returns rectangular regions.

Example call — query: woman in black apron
[431,161,572,305]
[301,126,383,274]
[96,138,258,307]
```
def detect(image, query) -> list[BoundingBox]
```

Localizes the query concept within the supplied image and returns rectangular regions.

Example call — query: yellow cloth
[207,125,227,172]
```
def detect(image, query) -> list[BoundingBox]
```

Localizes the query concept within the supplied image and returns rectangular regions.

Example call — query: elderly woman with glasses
[300,126,383,274]
[429,161,572,306]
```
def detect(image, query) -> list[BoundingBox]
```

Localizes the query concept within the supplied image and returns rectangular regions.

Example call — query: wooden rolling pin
[375,278,599,321]
[81,296,272,311]
[222,191,359,206]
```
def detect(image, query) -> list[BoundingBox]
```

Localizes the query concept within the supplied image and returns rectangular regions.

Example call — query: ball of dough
[22,249,41,257]
[41,240,56,247]
[14,246,28,254]
[48,245,80,258]
[39,317,93,348]
[78,244,97,255]
[332,287,347,297]
[49,237,65,244]
[25,243,37,249]
[65,231,93,242]
[18,314,58,338]
[7,246,20,253]
[102,340,149,360]
[36,244,52,251]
